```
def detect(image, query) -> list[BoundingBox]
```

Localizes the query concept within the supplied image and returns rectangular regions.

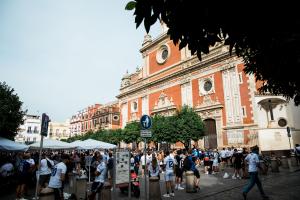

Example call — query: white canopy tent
[70,140,84,148]
[0,137,29,151]
[29,138,74,150]
[77,139,116,150]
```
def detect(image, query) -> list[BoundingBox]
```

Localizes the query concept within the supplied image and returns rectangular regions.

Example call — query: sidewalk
[114,165,300,200]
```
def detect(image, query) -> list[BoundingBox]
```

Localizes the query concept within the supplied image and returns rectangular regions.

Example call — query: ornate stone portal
[151,92,177,116]
[195,95,224,148]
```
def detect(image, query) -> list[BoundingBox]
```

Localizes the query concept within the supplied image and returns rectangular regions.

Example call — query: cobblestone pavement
[115,166,300,200]
[1,166,299,200]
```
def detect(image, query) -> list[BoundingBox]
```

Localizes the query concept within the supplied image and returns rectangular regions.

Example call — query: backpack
[107,158,114,170]
[18,160,30,175]
[183,156,191,171]
[46,159,54,170]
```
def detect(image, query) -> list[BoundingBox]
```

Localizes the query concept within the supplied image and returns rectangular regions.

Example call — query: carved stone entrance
[204,119,218,149]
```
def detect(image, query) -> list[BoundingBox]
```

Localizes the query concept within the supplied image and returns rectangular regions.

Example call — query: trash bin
[75,177,87,199]
[39,187,54,200]
[185,171,196,193]
[271,158,279,172]
[290,153,298,167]
[66,172,76,195]
[100,182,112,200]
[149,176,161,200]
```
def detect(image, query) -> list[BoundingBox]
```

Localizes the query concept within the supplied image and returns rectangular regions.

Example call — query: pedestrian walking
[242,146,268,200]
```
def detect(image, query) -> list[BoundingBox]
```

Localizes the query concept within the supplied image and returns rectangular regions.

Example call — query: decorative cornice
[195,95,223,112]
[222,123,258,130]
[117,46,235,99]
[140,33,169,53]
[151,92,177,114]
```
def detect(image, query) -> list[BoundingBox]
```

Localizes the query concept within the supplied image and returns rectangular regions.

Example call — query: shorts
[39,174,50,186]
[204,161,210,166]
[164,171,174,182]
[175,167,183,178]
[108,169,113,179]
[91,182,104,193]
[193,169,200,179]
[234,163,242,169]
[142,165,146,170]
[221,157,227,162]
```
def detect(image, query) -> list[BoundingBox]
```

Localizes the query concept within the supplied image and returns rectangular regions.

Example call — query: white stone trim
[198,74,215,96]
[156,44,170,64]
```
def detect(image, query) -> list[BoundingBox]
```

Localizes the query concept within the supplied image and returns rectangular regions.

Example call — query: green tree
[174,106,205,148]
[0,82,26,140]
[152,114,177,144]
[122,121,141,147]
[126,1,300,105]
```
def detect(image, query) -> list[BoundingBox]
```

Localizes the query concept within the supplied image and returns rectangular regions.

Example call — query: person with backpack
[184,149,200,191]
[16,153,33,199]
[174,149,184,190]
[37,153,54,195]
[107,152,114,185]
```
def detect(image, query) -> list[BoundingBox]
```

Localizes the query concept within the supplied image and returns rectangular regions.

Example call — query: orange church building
[117,28,300,153]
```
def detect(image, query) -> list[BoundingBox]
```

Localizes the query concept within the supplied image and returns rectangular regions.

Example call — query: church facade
[117,31,300,153]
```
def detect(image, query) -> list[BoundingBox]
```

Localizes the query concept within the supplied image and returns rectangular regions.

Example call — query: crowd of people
[0,144,299,199]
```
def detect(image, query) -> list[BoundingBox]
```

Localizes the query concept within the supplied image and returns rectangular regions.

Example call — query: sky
[0,0,161,122]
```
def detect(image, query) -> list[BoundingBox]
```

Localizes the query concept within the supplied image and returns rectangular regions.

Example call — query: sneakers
[170,193,175,197]
[178,186,184,190]
[232,176,237,179]
[163,194,170,198]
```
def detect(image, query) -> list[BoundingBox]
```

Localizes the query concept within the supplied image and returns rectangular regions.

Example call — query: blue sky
[0,0,160,122]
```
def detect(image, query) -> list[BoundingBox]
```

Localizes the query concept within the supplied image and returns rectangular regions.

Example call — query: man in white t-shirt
[89,154,107,200]
[48,154,69,200]
[38,153,54,194]
[242,146,268,200]
[163,151,175,198]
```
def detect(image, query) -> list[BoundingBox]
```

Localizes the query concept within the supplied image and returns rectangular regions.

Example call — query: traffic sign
[140,115,152,129]
[41,113,50,136]
[140,130,152,137]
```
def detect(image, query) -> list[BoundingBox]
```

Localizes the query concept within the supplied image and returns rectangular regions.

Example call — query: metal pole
[35,135,44,200]
[144,138,147,200]
[128,150,131,199]
[289,137,292,154]
[113,149,116,200]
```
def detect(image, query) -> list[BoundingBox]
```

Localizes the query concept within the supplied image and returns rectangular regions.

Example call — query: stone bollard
[290,153,298,167]
[99,182,112,200]
[86,181,93,199]
[67,173,76,195]
[75,177,87,200]
[149,176,161,200]
[185,171,196,193]
[281,156,289,169]
[39,187,54,200]
[271,158,279,172]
